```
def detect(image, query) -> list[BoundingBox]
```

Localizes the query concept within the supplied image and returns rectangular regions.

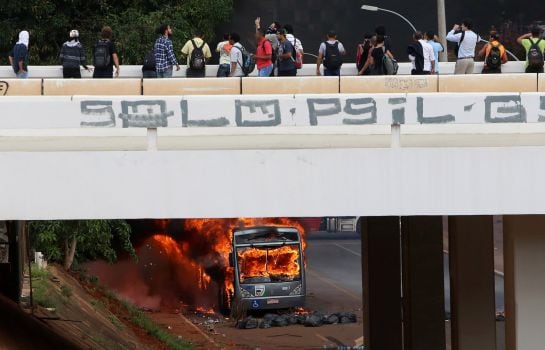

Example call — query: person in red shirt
[253,29,273,77]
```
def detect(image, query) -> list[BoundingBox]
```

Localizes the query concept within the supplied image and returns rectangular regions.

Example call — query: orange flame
[237,245,301,282]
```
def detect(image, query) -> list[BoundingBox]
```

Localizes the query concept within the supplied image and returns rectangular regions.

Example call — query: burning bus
[220,226,306,313]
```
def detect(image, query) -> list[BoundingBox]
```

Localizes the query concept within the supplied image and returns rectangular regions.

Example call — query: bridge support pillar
[448,216,496,350]
[361,217,403,350]
[504,215,545,350]
[401,216,446,350]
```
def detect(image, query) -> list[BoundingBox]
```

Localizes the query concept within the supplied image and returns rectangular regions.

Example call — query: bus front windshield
[236,245,301,284]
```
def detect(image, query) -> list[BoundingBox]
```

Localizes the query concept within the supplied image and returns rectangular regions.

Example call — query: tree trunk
[64,236,77,270]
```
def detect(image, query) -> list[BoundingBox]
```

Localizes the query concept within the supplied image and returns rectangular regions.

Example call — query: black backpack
[454,31,465,58]
[189,39,206,71]
[323,41,343,70]
[142,49,156,71]
[93,40,111,69]
[231,45,256,76]
[486,43,502,69]
[527,39,544,69]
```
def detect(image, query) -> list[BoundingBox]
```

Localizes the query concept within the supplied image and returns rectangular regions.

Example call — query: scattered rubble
[236,311,358,329]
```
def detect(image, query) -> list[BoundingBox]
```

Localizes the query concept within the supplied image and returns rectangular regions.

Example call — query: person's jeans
[157,68,173,78]
[277,69,297,77]
[186,68,206,78]
[258,64,274,77]
[324,68,341,76]
[16,71,28,79]
[525,66,544,73]
[143,70,158,78]
[217,64,230,77]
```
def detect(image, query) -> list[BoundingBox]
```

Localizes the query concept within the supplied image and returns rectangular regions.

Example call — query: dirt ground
[150,308,363,350]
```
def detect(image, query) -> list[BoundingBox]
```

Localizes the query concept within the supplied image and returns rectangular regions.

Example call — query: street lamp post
[361,5,418,33]
[436,0,448,61]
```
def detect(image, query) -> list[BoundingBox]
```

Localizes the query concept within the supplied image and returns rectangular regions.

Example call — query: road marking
[177,313,221,348]
[334,243,361,257]
[307,269,362,302]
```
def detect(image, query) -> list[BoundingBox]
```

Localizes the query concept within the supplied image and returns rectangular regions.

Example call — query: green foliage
[0,0,233,65]
[121,299,194,350]
[60,284,73,298]
[31,264,59,309]
[30,220,136,269]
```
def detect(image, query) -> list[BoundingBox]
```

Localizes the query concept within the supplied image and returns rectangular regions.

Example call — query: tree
[30,220,136,270]
[0,0,234,65]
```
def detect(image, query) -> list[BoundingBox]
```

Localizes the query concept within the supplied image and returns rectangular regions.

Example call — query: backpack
[142,49,156,71]
[323,41,342,70]
[293,38,303,69]
[381,47,398,75]
[527,39,544,69]
[189,39,206,71]
[232,45,256,76]
[486,43,502,69]
[93,40,111,69]
[454,31,465,58]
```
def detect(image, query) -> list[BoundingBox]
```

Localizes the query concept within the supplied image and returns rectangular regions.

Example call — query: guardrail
[0,73,543,96]
[0,61,532,79]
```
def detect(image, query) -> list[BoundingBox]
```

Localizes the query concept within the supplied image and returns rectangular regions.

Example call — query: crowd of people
[6,18,545,79]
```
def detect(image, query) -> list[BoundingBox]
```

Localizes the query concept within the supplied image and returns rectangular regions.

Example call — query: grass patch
[120,299,194,350]
[60,284,73,298]
[31,264,59,309]
[107,314,125,331]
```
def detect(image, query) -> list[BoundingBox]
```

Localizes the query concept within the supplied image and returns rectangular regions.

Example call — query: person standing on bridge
[517,26,545,74]
[407,32,435,75]
[277,29,297,77]
[8,30,30,79]
[316,31,346,76]
[425,31,444,74]
[92,26,120,79]
[478,31,508,74]
[447,19,480,74]
[154,24,180,79]
[59,30,91,79]
[181,32,212,78]
[253,29,274,77]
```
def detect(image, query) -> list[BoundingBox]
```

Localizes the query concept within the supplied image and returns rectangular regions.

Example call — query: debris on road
[236,311,357,330]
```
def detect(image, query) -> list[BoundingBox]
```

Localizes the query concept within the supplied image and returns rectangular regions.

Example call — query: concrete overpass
[1,72,544,350]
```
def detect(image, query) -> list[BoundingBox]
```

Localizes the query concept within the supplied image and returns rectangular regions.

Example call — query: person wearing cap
[60,29,90,78]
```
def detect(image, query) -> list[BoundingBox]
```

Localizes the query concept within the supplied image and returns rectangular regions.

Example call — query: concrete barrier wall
[0,79,42,96]
[43,79,142,96]
[438,74,538,93]
[242,77,339,94]
[4,147,545,219]
[143,78,240,95]
[4,72,545,96]
[340,76,438,94]
[1,93,544,129]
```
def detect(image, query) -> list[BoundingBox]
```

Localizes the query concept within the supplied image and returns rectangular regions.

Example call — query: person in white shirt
[446,19,480,74]
[284,24,304,68]
[229,32,244,77]
[408,32,435,74]
[216,33,232,77]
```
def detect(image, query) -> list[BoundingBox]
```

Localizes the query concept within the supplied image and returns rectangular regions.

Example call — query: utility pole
[437,0,448,61]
